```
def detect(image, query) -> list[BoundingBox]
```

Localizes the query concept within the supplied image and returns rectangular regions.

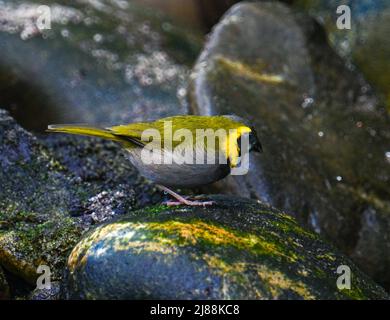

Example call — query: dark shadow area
[3,268,34,300]
[0,64,66,133]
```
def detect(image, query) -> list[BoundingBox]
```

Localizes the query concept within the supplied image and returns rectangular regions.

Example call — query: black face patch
[236,130,262,158]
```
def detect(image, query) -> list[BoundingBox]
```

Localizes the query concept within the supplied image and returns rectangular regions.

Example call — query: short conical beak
[253,141,263,153]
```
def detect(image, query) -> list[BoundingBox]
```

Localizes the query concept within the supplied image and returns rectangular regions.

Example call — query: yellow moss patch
[268,218,316,240]
[0,232,38,284]
[203,254,246,275]
[215,55,284,84]
[68,222,178,273]
[69,218,305,276]
[316,253,336,262]
[146,220,299,262]
[256,265,315,299]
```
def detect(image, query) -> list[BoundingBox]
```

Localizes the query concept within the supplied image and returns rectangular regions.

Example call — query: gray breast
[125,146,231,188]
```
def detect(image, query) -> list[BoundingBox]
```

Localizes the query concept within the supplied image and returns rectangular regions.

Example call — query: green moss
[66,194,390,299]
[70,218,303,272]
[142,205,170,214]
[338,281,367,300]
[0,210,82,283]
[69,218,313,297]
[0,208,40,224]
[316,253,337,262]
[143,220,301,262]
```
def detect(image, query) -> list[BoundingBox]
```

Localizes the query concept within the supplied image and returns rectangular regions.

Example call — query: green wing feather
[47,124,122,141]
[46,123,150,147]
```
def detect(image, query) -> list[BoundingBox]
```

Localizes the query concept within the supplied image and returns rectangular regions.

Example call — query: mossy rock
[189,2,390,290]
[64,195,388,300]
[0,0,203,132]
[0,109,160,286]
[0,109,83,283]
[0,266,10,299]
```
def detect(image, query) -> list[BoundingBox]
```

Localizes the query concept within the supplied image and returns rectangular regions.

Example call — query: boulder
[64,195,389,299]
[0,109,161,287]
[188,2,390,290]
[294,0,390,110]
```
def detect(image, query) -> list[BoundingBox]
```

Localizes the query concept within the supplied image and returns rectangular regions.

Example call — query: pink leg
[157,185,214,207]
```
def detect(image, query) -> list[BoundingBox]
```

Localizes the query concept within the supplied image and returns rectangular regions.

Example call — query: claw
[157,184,214,207]
[164,200,215,207]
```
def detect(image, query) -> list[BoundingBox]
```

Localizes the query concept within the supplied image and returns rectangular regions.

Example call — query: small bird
[47,115,262,206]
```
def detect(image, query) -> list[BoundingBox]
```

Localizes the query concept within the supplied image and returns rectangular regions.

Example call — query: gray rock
[0,0,202,131]
[0,109,83,284]
[64,195,389,300]
[188,2,390,290]
[294,0,390,110]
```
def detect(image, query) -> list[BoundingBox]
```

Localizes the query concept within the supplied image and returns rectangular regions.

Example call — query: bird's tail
[47,124,122,142]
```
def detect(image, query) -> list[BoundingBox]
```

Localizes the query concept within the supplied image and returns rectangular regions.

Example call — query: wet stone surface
[189,2,390,290]
[64,195,389,300]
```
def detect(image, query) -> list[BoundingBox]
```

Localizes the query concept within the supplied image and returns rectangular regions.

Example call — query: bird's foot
[164,199,215,207]
[157,184,214,207]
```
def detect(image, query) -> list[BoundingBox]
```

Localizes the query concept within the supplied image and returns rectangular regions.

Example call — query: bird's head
[222,114,263,153]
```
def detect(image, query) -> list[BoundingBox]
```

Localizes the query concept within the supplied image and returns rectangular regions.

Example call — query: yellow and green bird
[47,115,262,206]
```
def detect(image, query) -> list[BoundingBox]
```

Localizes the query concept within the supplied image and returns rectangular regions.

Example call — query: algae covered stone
[294,0,390,110]
[64,195,388,300]
[189,2,390,290]
[0,109,160,286]
[0,109,83,283]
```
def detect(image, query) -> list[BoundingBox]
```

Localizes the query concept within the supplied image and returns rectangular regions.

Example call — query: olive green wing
[108,122,160,148]
[47,122,161,148]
